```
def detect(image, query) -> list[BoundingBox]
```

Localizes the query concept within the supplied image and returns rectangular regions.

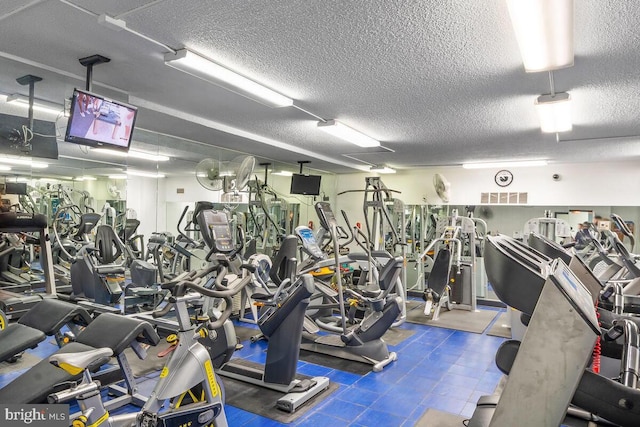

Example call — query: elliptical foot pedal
[290,378,316,393]
[276,376,330,413]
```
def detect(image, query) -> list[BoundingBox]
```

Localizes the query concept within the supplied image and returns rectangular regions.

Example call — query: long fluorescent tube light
[462,160,548,169]
[108,174,128,180]
[271,170,293,176]
[370,165,396,174]
[6,93,65,115]
[0,157,48,169]
[165,49,294,108]
[535,92,572,133]
[126,170,166,178]
[92,148,170,162]
[317,119,380,148]
[74,176,97,181]
[0,165,11,171]
[506,0,574,72]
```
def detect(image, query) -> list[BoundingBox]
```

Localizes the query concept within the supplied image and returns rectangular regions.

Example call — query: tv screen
[65,88,138,151]
[290,173,321,196]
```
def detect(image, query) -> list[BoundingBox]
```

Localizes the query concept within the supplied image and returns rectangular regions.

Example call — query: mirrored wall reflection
[396,203,640,303]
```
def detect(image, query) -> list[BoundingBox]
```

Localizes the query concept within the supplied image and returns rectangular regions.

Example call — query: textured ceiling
[0,0,639,177]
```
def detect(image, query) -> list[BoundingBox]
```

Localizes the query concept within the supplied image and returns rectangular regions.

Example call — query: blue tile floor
[0,304,507,426]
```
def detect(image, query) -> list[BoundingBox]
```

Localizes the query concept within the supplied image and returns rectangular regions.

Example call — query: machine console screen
[551,260,600,334]
[202,210,233,252]
[296,226,324,259]
[315,201,338,228]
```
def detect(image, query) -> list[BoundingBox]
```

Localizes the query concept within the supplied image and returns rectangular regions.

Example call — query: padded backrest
[428,247,451,294]
[269,235,298,286]
[94,225,123,264]
[19,299,92,334]
[76,313,160,354]
[378,256,403,291]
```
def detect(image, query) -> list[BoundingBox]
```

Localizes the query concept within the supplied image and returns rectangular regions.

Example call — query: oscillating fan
[107,185,122,200]
[433,173,451,203]
[223,155,256,194]
[195,158,223,191]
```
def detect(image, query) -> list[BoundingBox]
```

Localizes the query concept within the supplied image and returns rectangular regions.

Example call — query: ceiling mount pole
[259,162,271,186]
[16,74,43,131]
[78,54,111,91]
[297,160,311,174]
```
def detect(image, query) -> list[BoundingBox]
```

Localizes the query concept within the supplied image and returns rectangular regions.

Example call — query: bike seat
[50,347,113,375]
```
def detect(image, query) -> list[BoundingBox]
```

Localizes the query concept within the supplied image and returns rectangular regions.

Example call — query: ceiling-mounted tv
[290,173,321,196]
[65,88,138,151]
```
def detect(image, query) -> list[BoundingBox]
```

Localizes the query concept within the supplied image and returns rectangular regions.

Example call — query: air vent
[480,192,528,204]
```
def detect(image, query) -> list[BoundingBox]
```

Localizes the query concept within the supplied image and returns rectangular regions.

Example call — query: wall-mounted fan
[223,155,256,194]
[433,173,451,203]
[195,158,223,191]
[107,184,122,200]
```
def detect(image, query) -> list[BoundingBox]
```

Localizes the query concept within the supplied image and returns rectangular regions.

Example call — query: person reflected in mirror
[575,221,593,250]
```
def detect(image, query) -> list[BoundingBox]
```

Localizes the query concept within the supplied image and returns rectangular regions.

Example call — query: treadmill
[0,212,57,319]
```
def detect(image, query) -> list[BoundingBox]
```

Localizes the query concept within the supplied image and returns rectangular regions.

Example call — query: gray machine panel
[487,258,599,427]
[551,260,600,335]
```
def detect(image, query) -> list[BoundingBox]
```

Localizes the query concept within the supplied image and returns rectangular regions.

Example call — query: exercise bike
[47,264,233,427]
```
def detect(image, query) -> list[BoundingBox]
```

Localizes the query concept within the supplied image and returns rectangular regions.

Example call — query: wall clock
[495,169,513,187]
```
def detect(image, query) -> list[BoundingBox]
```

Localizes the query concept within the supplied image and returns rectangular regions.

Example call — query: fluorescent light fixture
[317,119,380,148]
[462,160,549,169]
[38,177,73,182]
[92,148,170,162]
[370,165,396,174]
[0,165,11,171]
[271,170,293,176]
[165,49,294,108]
[6,93,65,115]
[108,174,128,180]
[0,157,48,169]
[535,92,572,133]
[126,170,166,178]
[506,0,574,72]
[74,176,97,181]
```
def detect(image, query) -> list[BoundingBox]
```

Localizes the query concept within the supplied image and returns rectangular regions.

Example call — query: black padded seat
[0,341,97,403]
[494,340,520,375]
[476,395,500,406]
[0,324,45,362]
[0,299,92,363]
[18,298,92,334]
[0,313,160,404]
[95,265,126,275]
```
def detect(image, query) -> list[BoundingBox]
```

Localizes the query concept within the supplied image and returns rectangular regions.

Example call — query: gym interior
[0,1,639,426]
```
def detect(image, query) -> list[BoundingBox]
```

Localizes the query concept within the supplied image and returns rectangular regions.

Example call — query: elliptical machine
[195,208,330,412]
[299,202,400,372]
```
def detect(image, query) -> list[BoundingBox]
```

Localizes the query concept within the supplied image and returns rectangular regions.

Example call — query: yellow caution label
[204,359,219,397]
[160,367,169,378]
